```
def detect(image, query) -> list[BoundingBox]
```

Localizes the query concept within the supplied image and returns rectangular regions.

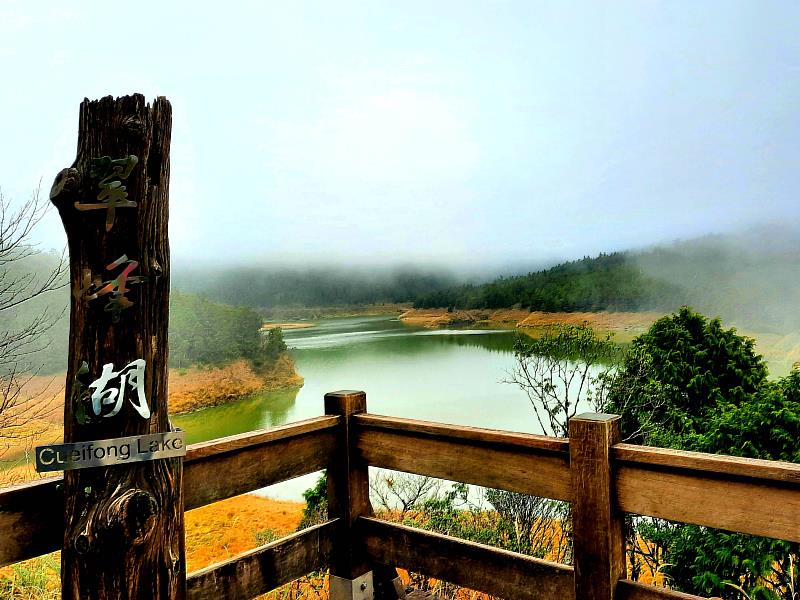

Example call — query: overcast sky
[1,1,798,270]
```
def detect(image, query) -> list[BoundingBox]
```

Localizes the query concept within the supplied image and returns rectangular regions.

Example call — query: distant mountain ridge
[171,224,800,333]
[413,224,800,333]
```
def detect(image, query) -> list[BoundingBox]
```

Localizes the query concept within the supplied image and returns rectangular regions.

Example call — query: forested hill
[413,225,800,332]
[412,252,683,312]
[171,266,457,308]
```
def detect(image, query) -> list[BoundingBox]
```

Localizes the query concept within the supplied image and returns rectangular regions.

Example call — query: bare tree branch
[0,187,68,462]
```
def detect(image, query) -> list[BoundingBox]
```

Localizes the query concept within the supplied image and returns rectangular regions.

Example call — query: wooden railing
[1,390,799,600]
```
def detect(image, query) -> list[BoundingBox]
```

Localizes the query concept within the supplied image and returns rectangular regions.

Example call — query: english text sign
[35,431,185,473]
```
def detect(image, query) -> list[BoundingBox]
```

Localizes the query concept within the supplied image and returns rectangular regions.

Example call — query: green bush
[169,292,287,369]
[605,308,799,598]
[297,472,328,531]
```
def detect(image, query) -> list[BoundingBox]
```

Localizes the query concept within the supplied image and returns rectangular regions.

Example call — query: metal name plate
[35,431,185,473]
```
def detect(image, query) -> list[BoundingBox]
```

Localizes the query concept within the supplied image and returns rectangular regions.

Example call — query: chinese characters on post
[74,155,139,232]
[73,155,152,422]
[77,255,145,322]
[87,359,151,419]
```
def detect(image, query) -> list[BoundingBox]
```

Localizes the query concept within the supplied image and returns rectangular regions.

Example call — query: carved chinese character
[87,359,150,419]
[77,255,146,322]
[75,155,138,231]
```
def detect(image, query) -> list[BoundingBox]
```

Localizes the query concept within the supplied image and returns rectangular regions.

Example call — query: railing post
[326,390,375,600]
[569,413,625,600]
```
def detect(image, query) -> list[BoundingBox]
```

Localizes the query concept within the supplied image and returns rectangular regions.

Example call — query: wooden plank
[616,580,704,600]
[186,519,337,600]
[0,419,339,567]
[359,517,575,600]
[354,418,572,501]
[570,414,625,600]
[613,444,800,485]
[616,462,800,543]
[185,416,338,462]
[355,414,570,453]
[0,476,63,568]
[184,420,338,510]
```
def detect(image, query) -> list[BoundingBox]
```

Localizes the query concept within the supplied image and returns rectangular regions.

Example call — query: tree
[656,370,800,599]
[259,326,288,368]
[168,292,271,368]
[605,308,798,599]
[496,323,620,564]
[370,471,443,513]
[606,306,767,448]
[507,323,620,437]
[297,472,328,530]
[483,488,571,561]
[0,187,67,460]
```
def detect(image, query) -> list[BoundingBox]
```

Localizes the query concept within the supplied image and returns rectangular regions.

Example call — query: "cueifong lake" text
[35,431,186,473]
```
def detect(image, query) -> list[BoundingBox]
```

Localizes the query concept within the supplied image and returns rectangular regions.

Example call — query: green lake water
[172,315,545,499]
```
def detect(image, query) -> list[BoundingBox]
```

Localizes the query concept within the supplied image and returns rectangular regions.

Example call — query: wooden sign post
[49,95,184,599]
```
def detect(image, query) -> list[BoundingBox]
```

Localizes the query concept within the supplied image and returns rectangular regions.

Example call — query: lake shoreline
[399,308,662,340]
[168,353,304,415]
[261,303,410,322]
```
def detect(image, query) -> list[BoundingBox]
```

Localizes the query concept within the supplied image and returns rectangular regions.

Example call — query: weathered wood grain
[570,414,625,600]
[0,476,63,567]
[326,391,372,581]
[185,416,338,461]
[616,580,705,600]
[616,462,800,543]
[355,414,569,453]
[359,517,574,600]
[184,418,338,510]
[405,591,440,599]
[354,415,572,501]
[186,519,337,600]
[50,94,183,600]
[327,396,405,598]
[613,444,800,485]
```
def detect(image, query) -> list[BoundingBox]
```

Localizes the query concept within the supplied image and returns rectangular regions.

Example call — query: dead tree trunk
[49,94,184,600]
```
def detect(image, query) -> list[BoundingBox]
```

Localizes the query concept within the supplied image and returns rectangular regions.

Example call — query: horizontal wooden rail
[613,444,800,543]
[361,517,704,600]
[0,416,339,568]
[617,580,704,600]
[353,414,572,501]
[184,415,339,509]
[359,516,574,600]
[186,519,337,600]
[0,476,62,568]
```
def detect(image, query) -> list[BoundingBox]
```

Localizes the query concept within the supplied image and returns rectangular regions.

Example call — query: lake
[172,315,562,499]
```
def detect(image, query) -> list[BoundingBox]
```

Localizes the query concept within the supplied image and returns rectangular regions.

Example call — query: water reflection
[285,315,515,355]
[172,386,301,445]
